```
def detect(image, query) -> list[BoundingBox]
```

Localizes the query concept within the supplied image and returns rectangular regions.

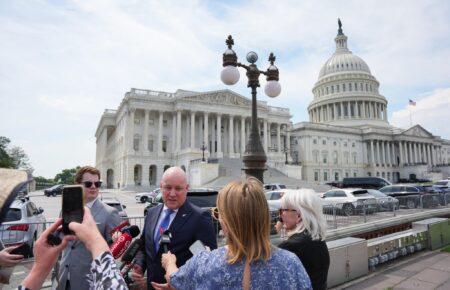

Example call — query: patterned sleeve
[89,251,128,290]
[170,250,209,290]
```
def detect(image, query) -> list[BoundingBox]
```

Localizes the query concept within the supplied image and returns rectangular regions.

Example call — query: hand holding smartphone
[189,240,207,256]
[62,185,85,235]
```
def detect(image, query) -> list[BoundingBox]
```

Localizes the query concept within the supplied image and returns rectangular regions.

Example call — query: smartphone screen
[62,185,84,234]
[189,240,206,256]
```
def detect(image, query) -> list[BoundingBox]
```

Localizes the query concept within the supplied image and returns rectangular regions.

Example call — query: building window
[336,84,340,92]
[345,171,349,178]
[331,86,334,93]
[133,134,140,151]
[333,141,337,146]
[333,151,338,164]
[334,171,339,181]
[313,139,317,145]
[353,171,357,177]
[352,142,355,147]
[313,151,319,163]
[365,83,368,91]
[163,120,168,127]
[360,83,363,91]
[323,153,328,164]
[134,117,141,125]
[314,170,319,182]
[354,83,358,91]
[322,140,326,145]
[343,83,346,91]
[326,87,329,94]
[352,153,357,164]
[148,119,154,125]
[349,83,352,91]
[148,139,154,152]
[162,140,167,152]
[344,142,347,147]
[324,170,329,181]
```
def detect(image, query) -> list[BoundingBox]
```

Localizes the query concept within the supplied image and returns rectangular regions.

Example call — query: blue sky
[1,0,449,178]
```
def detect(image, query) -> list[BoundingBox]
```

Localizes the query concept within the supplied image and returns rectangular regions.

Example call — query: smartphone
[189,240,206,256]
[62,185,85,234]
[10,243,30,256]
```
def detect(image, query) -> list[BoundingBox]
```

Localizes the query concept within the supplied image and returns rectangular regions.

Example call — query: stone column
[129,108,136,153]
[340,102,344,119]
[143,110,149,152]
[176,110,181,151]
[376,140,381,165]
[383,105,388,121]
[355,101,359,118]
[399,141,404,166]
[277,123,282,153]
[158,111,164,155]
[241,117,246,154]
[267,122,272,150]
[172,113,176,153]
[386,142,391,166]
[381,141,386,166]
[287,129,291,161]
[263,120,268,153]
[328,104,332,121]
[203,112,209,151]
[229,115,234,155]
[190,111,195,149]
[407,142,412,164]
[333,103,337,120]
[347,102,351,118]
[370,140,375,166]
[427,144,431,166]
[217,114,222,157]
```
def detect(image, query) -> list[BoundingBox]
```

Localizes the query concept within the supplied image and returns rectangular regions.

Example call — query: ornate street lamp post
[200,143,207,162]
[220,35,281,183]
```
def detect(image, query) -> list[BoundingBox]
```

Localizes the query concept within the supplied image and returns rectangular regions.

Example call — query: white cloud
[0,0,449,177]
[391,88,450,139]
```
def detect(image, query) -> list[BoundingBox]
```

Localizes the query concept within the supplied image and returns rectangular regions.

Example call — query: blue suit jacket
[135,201,217,286]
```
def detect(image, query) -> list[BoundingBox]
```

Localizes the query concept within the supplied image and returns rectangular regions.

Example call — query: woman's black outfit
[278,231,330,290]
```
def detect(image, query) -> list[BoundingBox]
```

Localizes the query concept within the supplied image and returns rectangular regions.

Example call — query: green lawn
[442,245,450,253]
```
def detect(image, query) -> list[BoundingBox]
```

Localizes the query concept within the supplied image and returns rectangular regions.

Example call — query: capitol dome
[308,19,389,127]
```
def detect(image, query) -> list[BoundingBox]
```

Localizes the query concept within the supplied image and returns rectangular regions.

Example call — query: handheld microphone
[110,225,140,259]
[119,239,143,273]
[110,220,130,235]
[159,230,172,253]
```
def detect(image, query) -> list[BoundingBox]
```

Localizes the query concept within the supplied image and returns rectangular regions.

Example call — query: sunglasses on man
[82,181,102,188]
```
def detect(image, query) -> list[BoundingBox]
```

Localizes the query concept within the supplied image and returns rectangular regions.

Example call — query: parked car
[433,180,450,189]
[102,197,128,220]
[320,188,377,216]
[135,188,160,203]
[44,184,64,197]
[341,177,391,190]
[379,184,440,209]
[0,197,46,257]
[263,183,287,191]
[365,189,399,211]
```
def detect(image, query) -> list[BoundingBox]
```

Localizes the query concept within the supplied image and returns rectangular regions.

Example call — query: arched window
[343,83,346,91]
[349,83,352,91]
[336,84,340,92]
[331,86,334,93]
[365,83,368,91]
[322,151,328,164]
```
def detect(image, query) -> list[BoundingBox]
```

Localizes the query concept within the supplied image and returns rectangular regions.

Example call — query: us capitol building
[95,22,450,189]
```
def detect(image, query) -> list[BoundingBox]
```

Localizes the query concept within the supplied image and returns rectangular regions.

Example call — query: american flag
[409,99,416,106]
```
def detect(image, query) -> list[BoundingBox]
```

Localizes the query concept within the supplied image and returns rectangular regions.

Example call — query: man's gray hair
[161,166,187,183]
[280,189,327,241]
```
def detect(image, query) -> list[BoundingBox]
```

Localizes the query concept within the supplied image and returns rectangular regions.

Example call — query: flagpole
[409,106,412,127]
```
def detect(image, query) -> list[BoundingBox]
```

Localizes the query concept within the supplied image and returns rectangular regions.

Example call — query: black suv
[44,184,64,197]
[342,177,391,190]
[379,184,441,209]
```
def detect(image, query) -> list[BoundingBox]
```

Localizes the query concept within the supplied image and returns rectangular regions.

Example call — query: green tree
[54,166,81,185]
[0,137,13,168]
[8,146,33,172]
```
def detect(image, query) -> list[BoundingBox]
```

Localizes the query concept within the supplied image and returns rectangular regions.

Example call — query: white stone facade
[95,89,291,189]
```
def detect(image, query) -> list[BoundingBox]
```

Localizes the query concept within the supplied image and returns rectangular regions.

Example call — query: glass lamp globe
[221,66,240,85]
[265,80,281,98]
[246,51,258,63]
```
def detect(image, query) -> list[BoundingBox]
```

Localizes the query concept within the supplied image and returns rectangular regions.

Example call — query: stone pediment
[182,91,254,107]
[402,125,434,138]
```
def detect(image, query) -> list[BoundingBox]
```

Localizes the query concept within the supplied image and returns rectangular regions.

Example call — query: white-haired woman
[277,189,330,290]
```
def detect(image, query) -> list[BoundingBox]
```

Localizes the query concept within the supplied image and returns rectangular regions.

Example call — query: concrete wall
[189,163,219,187]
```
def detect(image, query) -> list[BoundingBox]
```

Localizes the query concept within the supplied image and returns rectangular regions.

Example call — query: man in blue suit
[132,166,217,288]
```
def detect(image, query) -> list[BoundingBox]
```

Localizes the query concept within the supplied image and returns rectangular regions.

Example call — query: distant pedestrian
[276,189,330,290]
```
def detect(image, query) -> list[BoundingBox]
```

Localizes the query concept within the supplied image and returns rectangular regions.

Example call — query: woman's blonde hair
[217,177,272,264]
[281,189,327,241]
